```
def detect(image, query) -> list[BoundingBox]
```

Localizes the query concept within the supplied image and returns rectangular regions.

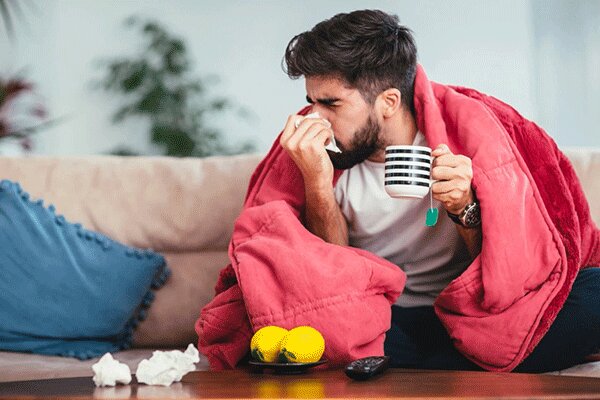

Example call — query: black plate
[248,359,327,374]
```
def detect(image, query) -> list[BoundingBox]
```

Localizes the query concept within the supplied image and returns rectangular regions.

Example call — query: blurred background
[1,0,598,157]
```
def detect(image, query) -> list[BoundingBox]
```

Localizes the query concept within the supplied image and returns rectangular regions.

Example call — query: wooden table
[1,368,600,399]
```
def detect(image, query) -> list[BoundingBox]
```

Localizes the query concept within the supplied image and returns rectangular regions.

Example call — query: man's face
[305,76,384,170]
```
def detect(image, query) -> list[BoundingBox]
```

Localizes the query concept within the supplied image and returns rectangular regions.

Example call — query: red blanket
[196,65,600,371]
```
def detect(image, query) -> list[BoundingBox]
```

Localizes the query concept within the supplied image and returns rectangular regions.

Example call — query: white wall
[532,0,600,148]
[1,0,594,155]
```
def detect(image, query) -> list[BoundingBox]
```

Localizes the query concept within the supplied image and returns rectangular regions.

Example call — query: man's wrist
[304,178,333,197]
[447,190,475,216]
[447,189,481,228]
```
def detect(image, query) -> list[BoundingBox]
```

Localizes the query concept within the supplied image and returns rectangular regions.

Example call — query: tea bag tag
[426,208,439,227]
[425,190,438,227]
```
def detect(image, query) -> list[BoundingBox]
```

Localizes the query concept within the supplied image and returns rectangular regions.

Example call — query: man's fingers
[432,165,472,181]
[431,180,455,194]
[297,125,333,153]
[312,128,334,147]
[280,115,304,145]
[287,119,331,150]
[431,179,470,195]
[432,153,468,168]
[433,189,465,205]
[432,154,459,168]
[431,165,455,181]
[431,144,451,157]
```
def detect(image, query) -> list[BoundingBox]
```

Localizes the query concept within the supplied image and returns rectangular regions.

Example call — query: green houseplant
[96,16,254,157]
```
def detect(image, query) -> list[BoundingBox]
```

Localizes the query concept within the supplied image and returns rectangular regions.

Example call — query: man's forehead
[305,76,356,98]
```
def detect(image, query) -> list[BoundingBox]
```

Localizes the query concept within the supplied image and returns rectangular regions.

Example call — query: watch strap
[447,211,462,225]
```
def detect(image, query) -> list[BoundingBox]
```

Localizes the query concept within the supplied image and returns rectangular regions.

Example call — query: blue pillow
[0,180,170,360]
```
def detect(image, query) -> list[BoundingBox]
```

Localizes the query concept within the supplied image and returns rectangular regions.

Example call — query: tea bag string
[430,186,434,210]
[425,156,439,227]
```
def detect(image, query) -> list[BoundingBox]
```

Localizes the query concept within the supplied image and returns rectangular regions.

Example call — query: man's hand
[280,114,335,190]
[280,114,349,246]
[431,144,474,215]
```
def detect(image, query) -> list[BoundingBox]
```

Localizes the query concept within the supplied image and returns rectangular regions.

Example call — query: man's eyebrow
[305,95,340,106]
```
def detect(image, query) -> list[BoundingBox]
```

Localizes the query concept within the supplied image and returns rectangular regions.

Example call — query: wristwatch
[447,200,481,228]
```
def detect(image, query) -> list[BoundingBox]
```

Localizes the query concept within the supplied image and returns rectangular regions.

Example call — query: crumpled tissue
[295,112,342,153]
[92,353,132,387]
[135,344,200,386]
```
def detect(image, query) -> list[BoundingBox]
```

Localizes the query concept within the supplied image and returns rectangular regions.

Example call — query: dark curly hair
[284,9,418,112]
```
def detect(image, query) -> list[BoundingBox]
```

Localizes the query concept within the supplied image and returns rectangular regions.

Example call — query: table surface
[1,368,600,399]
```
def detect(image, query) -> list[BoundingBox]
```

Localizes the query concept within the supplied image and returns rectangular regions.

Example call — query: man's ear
[378,88,402,118]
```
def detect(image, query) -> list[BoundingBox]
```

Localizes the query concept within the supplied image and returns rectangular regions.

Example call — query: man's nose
[309,104,331,121]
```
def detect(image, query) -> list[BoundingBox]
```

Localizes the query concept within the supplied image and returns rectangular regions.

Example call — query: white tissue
[135,344,200,386]
[294,112,342,153]
[92,353,132,387]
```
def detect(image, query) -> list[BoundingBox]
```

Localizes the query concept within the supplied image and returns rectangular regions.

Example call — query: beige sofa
[0,148,599,382]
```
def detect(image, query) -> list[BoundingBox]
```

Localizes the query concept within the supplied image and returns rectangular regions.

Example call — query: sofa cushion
[0,180,169,360]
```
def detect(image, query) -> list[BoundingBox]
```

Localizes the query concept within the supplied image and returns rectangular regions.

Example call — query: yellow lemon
[279,326,325,363]
[250,326,288,363]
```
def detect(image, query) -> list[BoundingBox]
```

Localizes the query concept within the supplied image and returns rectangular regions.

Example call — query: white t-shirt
[334,132,471,307]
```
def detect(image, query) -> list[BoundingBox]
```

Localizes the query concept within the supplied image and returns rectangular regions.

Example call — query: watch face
[465,211,480,226]
[461,203,481,227]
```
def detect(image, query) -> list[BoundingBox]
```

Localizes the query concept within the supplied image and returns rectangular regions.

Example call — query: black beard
[328,113,383,170]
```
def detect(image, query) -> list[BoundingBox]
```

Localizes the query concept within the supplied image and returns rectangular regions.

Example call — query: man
[277,9,600,372]
[197,9,600,372]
